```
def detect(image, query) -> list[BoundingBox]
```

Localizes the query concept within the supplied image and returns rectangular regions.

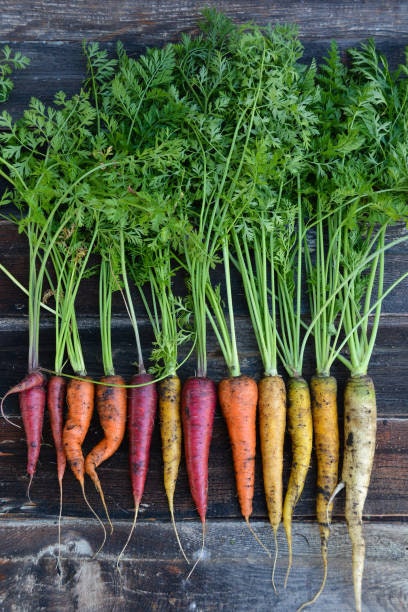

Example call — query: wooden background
[0,2,407,611]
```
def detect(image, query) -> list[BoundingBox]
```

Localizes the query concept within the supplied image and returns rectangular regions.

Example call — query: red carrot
[20,379,46,481]
[118,372,158,563]
[47,374,67,575]
[1,369,47,498]
[47,375,67,485]
[181,376,217,525]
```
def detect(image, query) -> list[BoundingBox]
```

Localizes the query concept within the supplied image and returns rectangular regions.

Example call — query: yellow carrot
[283,376,313,588]
[298,374,339,609]
[258,374,286,590]
[159,373,188,562]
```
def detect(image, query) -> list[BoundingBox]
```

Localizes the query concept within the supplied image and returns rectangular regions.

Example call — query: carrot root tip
[184,521,207,582]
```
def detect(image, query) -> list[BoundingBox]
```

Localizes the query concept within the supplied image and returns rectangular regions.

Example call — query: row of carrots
[1,10,408,611]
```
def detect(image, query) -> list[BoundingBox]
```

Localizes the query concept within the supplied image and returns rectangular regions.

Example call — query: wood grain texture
[1,1,408,43]
[0,520,407,611]
[2,1,408,117]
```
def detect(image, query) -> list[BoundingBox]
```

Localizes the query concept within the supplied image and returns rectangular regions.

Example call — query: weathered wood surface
[0,520,407,612]
[2,1,407,42]
[0,2,408,611]
[1,1,408,116]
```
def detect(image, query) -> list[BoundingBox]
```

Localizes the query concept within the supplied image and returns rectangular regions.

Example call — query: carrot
[258,374,286,590]
[298,374,339,610]
[46,374,67,576]
[118,372,157,563]
[47,375,67,486]
[63,375,109,552]
[182,376,217,526]
[19,377,47,491]
[1,369,47,498]
[63,376,95,486]
[338,375,376,612]
[85,374,127,531]
[283,375,313,588]
[218,374,258,523]
[159,373,188,562]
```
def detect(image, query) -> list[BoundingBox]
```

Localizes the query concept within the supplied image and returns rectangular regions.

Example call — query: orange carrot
[218,374,258,522]
[84,375,127,529]
[63,376,108,550]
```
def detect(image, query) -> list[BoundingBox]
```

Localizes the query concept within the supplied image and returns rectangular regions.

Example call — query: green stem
[99,256,115,377]
[120,228,145,374]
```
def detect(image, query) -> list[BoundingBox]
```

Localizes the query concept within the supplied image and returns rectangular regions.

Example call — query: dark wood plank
[2,1,408,44]
[0,520,407,611]
[2,2,408,117]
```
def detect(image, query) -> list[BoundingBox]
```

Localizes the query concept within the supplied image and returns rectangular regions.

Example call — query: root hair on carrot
[116,503,139,569]
[80,480,107,557]
[244,518,271,559]
[185,522,207,582]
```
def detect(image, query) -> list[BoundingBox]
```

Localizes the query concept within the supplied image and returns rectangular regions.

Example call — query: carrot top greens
[0,45,29,104]
[303,40,408,379]
[0,11,407,384]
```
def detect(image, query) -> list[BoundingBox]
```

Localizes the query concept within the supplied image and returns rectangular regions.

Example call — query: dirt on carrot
[63,377,95,487]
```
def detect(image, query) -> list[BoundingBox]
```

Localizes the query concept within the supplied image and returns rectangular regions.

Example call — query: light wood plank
[0,520,406,611]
